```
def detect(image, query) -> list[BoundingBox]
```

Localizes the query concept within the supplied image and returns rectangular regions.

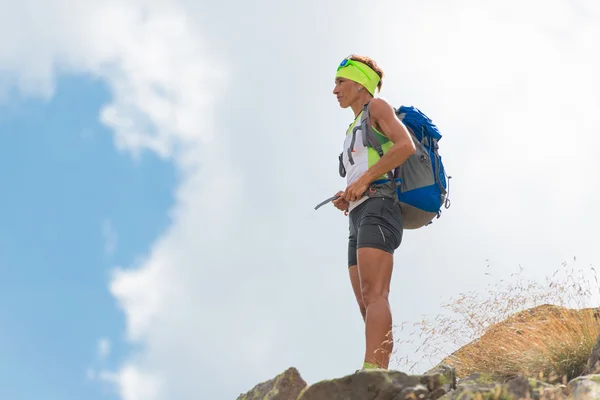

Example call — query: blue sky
[0,75,176,400]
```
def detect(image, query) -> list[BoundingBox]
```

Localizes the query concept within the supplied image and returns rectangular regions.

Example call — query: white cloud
[98,366,163,400]
[1,0,600,399]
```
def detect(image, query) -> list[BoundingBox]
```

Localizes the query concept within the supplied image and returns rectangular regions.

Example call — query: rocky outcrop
[237,367,307,400]
[237,362,600,399]
[238,364,456,400]
[296,363,456,400]
[238,365,600,399]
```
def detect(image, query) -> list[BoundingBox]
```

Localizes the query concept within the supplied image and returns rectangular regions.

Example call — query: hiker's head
[333,54,384,108]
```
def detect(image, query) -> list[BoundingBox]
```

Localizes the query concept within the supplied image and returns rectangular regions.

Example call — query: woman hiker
[331,54,416,370]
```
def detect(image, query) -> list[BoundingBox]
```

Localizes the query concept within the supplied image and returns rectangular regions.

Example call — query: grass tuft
[392,258,600,383]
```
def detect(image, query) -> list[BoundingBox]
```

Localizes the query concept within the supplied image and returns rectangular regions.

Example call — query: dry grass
[392,258,600,383]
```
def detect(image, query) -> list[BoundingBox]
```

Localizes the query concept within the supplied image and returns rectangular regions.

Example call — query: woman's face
[333,77,360,109]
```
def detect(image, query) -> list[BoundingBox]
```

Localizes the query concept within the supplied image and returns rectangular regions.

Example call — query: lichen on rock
[236,367,307,400]
[567,374,600,399]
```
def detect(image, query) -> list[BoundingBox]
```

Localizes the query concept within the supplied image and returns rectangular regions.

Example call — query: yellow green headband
[335,58,380,95]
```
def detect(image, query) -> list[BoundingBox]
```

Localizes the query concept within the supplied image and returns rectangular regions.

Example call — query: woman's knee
[357,248,393,307]
[360,284,390,308]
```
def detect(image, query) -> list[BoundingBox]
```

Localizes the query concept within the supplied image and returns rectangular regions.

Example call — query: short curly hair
[347,54,385,93]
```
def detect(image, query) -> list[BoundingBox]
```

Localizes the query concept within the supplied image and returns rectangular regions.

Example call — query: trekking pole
[314,195,340,210]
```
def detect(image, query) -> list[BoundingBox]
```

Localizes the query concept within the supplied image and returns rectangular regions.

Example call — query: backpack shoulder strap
[360,102,397,186]
[345,109,366,167]
[360,103,382,157]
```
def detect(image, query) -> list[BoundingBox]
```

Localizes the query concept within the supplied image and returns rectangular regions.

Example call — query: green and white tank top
[341,110,393,213]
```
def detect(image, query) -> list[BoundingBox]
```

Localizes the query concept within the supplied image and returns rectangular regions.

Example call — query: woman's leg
[348,212,366,321]
[348,265,366,321]
[354,197,403,369]
[357,247,394,368]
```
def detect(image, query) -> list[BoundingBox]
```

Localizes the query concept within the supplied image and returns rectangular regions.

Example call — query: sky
[1,0,600,399]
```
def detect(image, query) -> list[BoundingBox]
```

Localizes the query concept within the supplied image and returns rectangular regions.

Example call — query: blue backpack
[326,102,451,229]
[392,105,451,228]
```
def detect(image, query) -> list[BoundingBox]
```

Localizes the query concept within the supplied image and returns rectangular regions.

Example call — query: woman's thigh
[354,197,403,297]
[357,247,393,300]
[356,198,403,256]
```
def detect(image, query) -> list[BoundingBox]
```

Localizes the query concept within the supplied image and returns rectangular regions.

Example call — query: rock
[537,386,568,400]
[456,372,498,387]
[506,375,531,399]
[295,365,455,400]
[440,384,509,399]
[441,373,532,399]
[296,369,424,400]
[438,373,570,400]
[421,364,457,399]
[440,372,503,399]
[567,374,600,399]
[237,367,307,400]
[392,383,430,399]
[236,366,572,400]
[583,333,600,375]
[527,378,567,400]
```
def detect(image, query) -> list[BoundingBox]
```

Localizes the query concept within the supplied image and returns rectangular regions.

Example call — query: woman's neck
[351,92,374,117]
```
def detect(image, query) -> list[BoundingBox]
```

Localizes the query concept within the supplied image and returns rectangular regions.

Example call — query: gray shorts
[347,197,404,267]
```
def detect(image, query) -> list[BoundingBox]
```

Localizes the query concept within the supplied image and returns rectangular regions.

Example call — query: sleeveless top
[341,110,393,213]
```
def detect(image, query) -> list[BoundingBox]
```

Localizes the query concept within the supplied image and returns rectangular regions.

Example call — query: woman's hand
[343,177,369,202]
[332,191,349,211]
